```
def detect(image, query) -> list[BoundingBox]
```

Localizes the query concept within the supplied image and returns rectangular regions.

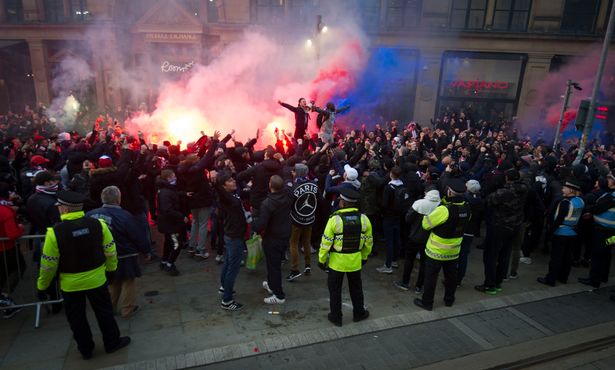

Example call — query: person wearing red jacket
[0,182,25,319]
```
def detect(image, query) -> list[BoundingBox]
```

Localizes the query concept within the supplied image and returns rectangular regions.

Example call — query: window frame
[450,0,488,30]
[491,0,532,32]
[560,0,601,34]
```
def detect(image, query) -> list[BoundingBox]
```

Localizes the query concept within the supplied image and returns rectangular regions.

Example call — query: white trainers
[391,261,399,269]
[195,252,209,259]
[262,281,273,294]
[376,265,393,274]
[519,257,532,265]
[264,295,285,304]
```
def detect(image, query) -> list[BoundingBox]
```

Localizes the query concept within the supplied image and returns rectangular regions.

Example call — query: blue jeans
[382,217,401,267]
[220,236,244,302]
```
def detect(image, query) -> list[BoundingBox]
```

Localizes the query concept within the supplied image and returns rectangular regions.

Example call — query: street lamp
[553,80,582,149]
[315,15,326,61]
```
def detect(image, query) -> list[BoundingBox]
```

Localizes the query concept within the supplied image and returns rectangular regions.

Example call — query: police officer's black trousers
[589,229,613,285]
[328,269,365,320]
[62,284,120,355]
[421,256,457,307]
[545,235,575,284]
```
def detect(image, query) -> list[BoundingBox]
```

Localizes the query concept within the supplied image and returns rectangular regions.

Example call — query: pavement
[0,227,613,370]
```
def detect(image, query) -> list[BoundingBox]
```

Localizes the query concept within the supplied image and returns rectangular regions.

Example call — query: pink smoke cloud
[126,26,368,148]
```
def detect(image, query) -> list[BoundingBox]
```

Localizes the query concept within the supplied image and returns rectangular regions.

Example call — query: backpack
[392,184,412,215]
[316,111,329,129]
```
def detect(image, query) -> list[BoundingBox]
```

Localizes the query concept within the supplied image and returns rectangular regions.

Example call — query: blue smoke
[335,47,419,129]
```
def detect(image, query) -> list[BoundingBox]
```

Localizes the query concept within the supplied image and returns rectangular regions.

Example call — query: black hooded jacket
[253,188,292,243]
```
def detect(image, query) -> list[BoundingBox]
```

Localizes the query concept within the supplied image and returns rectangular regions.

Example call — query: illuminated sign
[448,80,510,90]
[161,61,195,73]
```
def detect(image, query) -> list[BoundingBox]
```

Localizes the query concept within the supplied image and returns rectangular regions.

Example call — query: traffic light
[575,99,589,131]
[574,100,615,131]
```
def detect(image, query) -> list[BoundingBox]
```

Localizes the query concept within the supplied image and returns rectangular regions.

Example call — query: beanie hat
[98,155,113,168]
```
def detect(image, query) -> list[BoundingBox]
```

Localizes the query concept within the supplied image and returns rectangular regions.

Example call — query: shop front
[436,51,527,122]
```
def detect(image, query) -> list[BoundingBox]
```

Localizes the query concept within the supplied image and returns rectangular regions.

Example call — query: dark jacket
[487,180,529,229]
[464,192,485,237]
[216,186,247,239]
[89,164,129,209]
[280,102,310,139]
[406,208,430,245]
[360,171,386,215]
[156,178,187,234]
[177,143,216,209]
[86,205,150,280]
[290,178,320,226]
[26,192,60,234]
[253,188,292,243]
[237,158,282,211]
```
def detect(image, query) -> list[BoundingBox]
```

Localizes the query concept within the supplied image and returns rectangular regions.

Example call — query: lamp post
[315,15,325,61]
[553,80,581,149]
[574,0,615,164]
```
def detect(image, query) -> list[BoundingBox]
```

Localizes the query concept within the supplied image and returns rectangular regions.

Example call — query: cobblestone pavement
[0,228,612,370]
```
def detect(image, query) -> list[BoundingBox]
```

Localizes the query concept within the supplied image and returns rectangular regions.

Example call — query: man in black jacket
[253,175,292,304]
[157,169,189,276]
[215,171,247,311]
[278,98,311,140]
[178,132,218,259]
[237,148,282,217]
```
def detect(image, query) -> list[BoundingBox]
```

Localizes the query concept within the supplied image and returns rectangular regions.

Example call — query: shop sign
[448,80,510,90]
[145,33,198,42]
[161,61,195,73]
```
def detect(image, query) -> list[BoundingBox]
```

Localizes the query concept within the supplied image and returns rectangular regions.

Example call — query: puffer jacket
[253,188,292,243]
[487,180,529,229]
[156,178,187,234]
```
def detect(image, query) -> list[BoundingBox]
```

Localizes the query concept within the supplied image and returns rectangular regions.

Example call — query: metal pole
[315,15,322,61]
[574,1,615,164]
[553,80,573,149]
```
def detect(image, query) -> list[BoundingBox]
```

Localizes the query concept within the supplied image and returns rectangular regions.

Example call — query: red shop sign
[448,80,510,90]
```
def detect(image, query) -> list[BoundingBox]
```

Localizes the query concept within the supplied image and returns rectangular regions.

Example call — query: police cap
[339,187,360,203]
[56,190,87,208]
[563,178,582,192]
[447,178,466,194]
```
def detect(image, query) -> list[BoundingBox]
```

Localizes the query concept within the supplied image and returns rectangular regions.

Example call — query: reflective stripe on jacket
[318,207,373,272]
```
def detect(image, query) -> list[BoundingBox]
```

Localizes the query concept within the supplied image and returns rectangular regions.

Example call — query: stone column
[414,49,443,125]
[516,52,552,122]
[27,39,50,105]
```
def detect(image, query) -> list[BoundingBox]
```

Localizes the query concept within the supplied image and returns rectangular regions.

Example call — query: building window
[492,0,531,32]
[450,0,487,30]
[44,0,65,23]
[385,0,421,30]
[560,0,600,34]
[4,0,24,23]
[70,0,91,22]
[359,0,381,31]
[207,0,219,22]
[255,0,285,24]
[287,0,315,26]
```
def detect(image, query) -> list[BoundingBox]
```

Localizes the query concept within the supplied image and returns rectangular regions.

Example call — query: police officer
[319,187,372,327]
[37,190,130,360]
[538,179,584,286]
[414,179,470,311]
[579,171,615,289]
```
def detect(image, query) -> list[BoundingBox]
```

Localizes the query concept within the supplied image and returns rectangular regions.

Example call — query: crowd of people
[0,99,614,359]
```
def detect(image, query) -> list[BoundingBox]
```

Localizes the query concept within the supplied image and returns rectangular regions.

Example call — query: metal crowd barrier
[0,235,138,328]
[0,234,60,328]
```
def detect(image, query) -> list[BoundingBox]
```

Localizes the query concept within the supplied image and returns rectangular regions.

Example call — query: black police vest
[432,202,471,239]
[332,210,362,254]
[54,217,105,274]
